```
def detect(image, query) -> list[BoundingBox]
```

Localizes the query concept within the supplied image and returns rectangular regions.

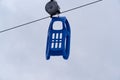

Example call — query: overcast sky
[0,0,120,80]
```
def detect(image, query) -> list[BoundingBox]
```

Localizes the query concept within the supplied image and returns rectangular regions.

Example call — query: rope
[0,0,102,34]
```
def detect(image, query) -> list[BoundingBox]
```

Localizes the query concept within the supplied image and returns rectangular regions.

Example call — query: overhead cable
[0,0,102,34]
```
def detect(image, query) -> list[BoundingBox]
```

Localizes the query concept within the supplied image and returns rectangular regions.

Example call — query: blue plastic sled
[46,17,71,60]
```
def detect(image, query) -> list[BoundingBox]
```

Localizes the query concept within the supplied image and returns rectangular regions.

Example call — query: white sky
[0,0,120,80]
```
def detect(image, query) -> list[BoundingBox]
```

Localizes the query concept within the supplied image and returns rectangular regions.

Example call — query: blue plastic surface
[46,17,71,60]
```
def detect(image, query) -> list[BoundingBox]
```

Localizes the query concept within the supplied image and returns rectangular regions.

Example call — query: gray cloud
[0,0,120,80]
